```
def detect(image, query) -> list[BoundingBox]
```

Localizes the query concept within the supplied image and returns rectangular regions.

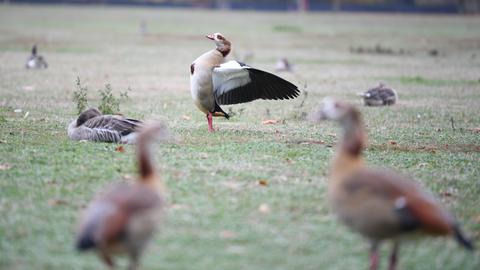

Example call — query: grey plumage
[359,83,398,106]
[68,108,143,144]
[26,45,48,69]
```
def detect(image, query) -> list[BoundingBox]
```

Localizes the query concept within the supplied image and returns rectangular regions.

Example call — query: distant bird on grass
[310,98,474,270]
[76,122,168,270]
[68,108,143,144]
[190,33,300,132]
[274,58,293,72]
[139,20,148,36]
[358,83,397,106]
[26,45,48,69]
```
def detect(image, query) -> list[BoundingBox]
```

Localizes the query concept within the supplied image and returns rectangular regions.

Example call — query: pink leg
[370,243,379,270]
[100,252,115,269]
[388,242,399,270]
[207,113,215,132]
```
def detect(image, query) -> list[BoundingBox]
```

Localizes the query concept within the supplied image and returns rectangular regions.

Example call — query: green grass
[1,4,480,270]
[272,24,303,33]
[375,76,480,87]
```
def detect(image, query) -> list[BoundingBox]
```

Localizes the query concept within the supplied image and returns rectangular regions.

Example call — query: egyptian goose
[76,122,167,270]
[68,108,143,144]
[358,83,398,106]
[310,98,474,270]
[26,45,48,69]
[190,33,300,132]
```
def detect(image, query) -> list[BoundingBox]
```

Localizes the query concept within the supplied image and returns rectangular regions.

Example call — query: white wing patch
[212,61,252,97]
[27,60,34,67]
[394,196,407,209]
[121,132,138,144]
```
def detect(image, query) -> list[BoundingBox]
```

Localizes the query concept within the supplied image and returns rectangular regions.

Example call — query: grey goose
[68,108,143,144]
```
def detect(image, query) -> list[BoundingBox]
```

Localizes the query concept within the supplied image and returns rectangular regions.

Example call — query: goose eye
[217,35,224,40]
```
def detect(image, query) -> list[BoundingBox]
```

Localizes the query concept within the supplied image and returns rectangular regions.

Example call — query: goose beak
[206,34,214,40]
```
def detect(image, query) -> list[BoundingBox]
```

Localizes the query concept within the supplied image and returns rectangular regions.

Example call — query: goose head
[76,108,102,126]
[31,45,38,56]
[206,32,231,55]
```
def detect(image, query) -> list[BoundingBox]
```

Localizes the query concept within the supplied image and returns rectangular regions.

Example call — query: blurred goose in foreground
[310,98,474,270]
[26,45,48,69]
[358,83,397,106]
[68,108,143,144]
[76,122,168,270]
[190,33,300,132]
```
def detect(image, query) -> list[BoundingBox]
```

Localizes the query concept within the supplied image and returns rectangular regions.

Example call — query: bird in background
[309,98,474,270]
[274,57,293,72]
[26,44,48,69]
[68,108,143,144]
[75,121,168,270]
[190,33,300,132]
[139,20,148,36]
[358,82,398,106]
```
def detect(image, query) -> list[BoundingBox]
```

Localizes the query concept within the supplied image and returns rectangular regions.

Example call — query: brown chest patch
[217,48,231,57]
[190,63,195,75]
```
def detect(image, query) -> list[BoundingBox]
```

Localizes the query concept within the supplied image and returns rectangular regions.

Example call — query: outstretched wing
[212,61,299,105]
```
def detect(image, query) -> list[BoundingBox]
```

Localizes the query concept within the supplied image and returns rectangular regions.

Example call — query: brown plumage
[75,122,168,270]
[310,98,474,270]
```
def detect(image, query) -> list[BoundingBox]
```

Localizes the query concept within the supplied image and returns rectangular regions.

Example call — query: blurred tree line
[5,0,480,13]
[161,0,480,13]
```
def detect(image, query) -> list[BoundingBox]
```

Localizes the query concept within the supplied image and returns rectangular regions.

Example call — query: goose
[26,45,48,69]
[358,83,398,106]
[68,108,143,144]
[309,98,474,270]
[76,122,168,270]
[139,20,147,36]
[190,33,300,132]
[274,58,293,72]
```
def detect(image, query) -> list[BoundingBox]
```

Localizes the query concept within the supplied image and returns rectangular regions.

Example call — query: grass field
[1,4,480,270]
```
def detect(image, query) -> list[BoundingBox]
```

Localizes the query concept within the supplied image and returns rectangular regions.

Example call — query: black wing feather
[216,68,300,105]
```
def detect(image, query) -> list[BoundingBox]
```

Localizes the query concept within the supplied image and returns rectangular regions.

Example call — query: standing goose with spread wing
[190,33,300,132]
